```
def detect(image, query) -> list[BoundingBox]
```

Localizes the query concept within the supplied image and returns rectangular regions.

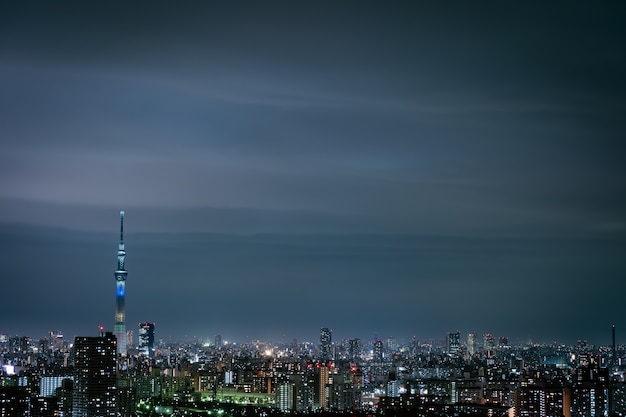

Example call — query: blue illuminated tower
[113,211,127,356]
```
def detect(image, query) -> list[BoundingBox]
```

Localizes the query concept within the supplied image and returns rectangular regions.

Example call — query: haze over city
[1,2,625,346]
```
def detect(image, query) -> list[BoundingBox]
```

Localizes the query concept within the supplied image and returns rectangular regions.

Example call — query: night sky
[1,2,625,346]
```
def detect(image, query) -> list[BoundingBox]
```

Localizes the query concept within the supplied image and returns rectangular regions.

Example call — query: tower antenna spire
[120,210,124,243]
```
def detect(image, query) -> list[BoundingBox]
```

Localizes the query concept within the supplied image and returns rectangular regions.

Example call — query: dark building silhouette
[571,354,609,416]
[0,386,29,416]
[72,331,117,417]
[513,384,570,417]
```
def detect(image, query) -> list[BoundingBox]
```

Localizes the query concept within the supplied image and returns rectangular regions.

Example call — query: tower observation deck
[113,210,127,356]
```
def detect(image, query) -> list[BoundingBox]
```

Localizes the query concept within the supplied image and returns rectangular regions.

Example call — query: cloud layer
[1,2,624,344]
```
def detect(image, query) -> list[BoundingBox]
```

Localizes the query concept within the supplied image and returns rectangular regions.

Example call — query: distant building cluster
[1,329,626,416]
[2,212,625,416]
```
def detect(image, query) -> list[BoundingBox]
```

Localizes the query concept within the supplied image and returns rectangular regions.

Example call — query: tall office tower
[483,333,496,352]
[73,331,117,417]
[320,328,332,360]
[447,331,461,357]
[19,336,29,353]
[386,336,395,352]
[138,322,155,358]
[373,339,384,362]
[113,211,127,356]
[467,332,477,355]
[613,324,616,368]
[348,338,361,362]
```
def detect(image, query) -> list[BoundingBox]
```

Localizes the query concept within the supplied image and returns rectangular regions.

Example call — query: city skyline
[1,2,625,345]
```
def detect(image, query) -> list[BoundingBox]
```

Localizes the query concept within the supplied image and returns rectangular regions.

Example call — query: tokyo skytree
[113,211,127,356]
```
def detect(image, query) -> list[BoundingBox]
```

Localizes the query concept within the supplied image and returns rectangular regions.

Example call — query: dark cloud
[0,2,625,344]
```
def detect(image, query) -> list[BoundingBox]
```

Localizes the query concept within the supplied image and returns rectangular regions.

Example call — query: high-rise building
[483,333,496,352]
[447,331,461,357]
[57,378,74,417]
[348,339,361,361]
[277,382,296,411]
[571,355,609,417]
[316,365,330,409]
[467,332,477,355]
[320,328,332,360]
[373,340,384,362]
[113,211,127,356]
[386,336,395,352]
[138,322,155,358]
[72,331,117,417]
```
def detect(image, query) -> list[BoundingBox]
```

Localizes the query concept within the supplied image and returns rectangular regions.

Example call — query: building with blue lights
[114,211,127,356]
